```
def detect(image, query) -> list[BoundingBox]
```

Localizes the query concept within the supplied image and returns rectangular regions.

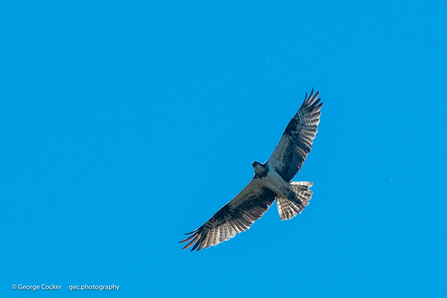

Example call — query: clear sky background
[1,1,446,297]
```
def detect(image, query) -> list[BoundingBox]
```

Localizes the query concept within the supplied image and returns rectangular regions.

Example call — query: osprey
[180,90,323,251]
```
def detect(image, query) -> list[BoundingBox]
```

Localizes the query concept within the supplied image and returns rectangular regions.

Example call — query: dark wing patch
[267,89,322,181]
[180,183,276,252]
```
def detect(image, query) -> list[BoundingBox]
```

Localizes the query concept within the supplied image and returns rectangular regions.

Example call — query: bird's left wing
[267,89,322,182]
[180,179,276,251]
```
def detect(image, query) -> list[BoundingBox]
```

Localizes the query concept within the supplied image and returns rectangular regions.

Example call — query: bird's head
[252,161,262,169]
[252,161,268,177]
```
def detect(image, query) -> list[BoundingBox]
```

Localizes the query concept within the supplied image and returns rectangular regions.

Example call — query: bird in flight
[180,89,323,251]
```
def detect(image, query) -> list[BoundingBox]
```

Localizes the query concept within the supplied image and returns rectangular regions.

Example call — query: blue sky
[1,1,446,297]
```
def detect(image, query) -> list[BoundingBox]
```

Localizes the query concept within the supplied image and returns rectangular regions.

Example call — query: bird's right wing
[180,179,276,251]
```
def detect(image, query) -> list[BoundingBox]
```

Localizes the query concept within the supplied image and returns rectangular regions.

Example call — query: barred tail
[277,181,313,220]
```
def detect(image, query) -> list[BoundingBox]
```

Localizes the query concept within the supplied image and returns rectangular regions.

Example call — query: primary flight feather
[180,89,323,251]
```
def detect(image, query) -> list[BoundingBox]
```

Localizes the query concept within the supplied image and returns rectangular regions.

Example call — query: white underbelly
[263,169,290,197]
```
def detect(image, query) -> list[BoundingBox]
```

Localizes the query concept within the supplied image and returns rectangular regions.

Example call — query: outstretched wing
[267,89,322,182]
[180,179,276,252]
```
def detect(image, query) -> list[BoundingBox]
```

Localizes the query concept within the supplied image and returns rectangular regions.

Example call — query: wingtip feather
[179,233,197,243]
[303,88,321,106]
